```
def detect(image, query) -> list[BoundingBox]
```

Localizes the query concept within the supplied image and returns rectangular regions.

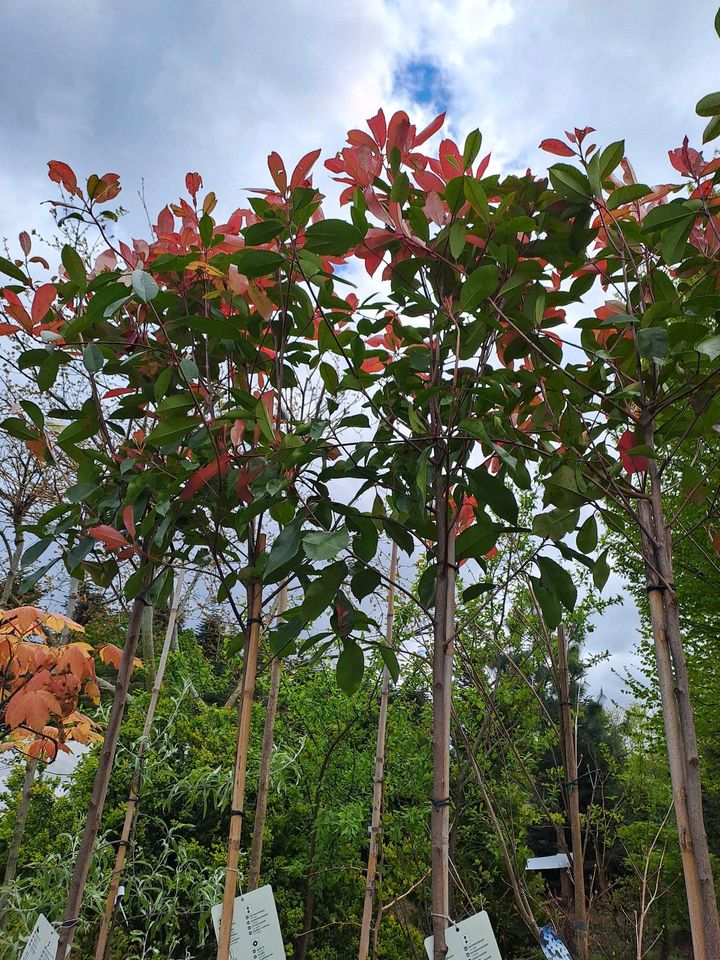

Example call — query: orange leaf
[5,689,62,733]
[31,283,57,326]
[99,643,123,670]
[539,139,576,157]
[88,524,129,552]
[48,160,80,197]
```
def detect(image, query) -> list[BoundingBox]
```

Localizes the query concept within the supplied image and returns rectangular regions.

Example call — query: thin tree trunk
[247,583,288,890]
[557,624,588,960]
[637,498,707,960]
[141,604,155,691]
[1,528,24,606]
[215,534,265,960]
[0,755,38,925]
[358,543,398,960]
[170,567,203,652]
[94,570,185,960]
[55,563,154,960]
[430,470,455,960]
[60,577,81,643]
[644,459,720,958]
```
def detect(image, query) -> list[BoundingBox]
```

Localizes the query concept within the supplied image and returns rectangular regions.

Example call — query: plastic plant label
[20,915,59,960]
[212,884,287,960]
[539,925,573,960]
[424,909,502,960]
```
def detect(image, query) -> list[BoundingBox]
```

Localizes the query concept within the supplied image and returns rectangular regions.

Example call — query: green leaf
[716,5,720,38]
[337,640,364,695]
[548,163,592,202]
[637,326,669,363]
[467,468,518,524]
[243,220,284,245]
[449,222,466,259]
[131,269,159,303]
[532,508,580,540]
[180,357,199,381]
[696,92,720,117]
[301,561,347,618]
[378,645,400,683]
[19,400,44,430]
[598,140,625,179]
[462,129,483,169]
[19,559,58,595]
[606,184,652,211]
[460,264,499,312]
[703,114,720,144]
[536,556,576,612]
[662,215,694,265]
[464,178,489,218]
[642,200,699,233]
[146,416,200,447]
[61,245,86,291]
[1,417,38,441]
[303,527,349,561]
[199,213,213,247]
[227,249,285,278]
[576,515,598,553]
[462,582,493,602]
[83,343,104,373]
[22,538,53,567]
[593,549,611,591]
[265,518,303,578]
[303,219,363,256]
[350,565,381,601]
[382,518,414,556]
[0,256,29,284]
[530,576,562,630]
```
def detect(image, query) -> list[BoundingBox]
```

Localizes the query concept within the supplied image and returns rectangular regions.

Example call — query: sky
[1,0,718,702]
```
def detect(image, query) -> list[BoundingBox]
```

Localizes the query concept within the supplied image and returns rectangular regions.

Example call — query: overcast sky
[2,0,718,701]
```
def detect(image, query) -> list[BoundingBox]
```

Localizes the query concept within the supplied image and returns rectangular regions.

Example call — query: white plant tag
[212,884,287,960]
[424,909,502,960]
[20,914,59,960]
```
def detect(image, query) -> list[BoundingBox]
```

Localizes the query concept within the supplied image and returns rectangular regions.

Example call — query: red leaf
[88,524,129,552]
[539,139,576,157]
[180,453,230,502]
[185,172,203,200]
[122,505,136,540]
[290,148,322,190]
[618,429,648,475]
[31,284,57,326]
[0,323,21,336]
[414,111,446,148]
[102,387,134,399]
[47,161,79,197]
[19,232,31,256]
[367,110,387,149]
[267,152,287,193]
[2,288,32,332]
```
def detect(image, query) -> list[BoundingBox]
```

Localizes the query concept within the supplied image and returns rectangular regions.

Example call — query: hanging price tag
[424,909,503,960]
[20,914,59,960]
[212,884,287,960]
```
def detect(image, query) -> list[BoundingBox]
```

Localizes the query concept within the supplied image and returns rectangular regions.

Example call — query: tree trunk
[644,461,720,958]
[1,528,24,606]
[557,625,588,960]
[247,584,288,891]
[215,535,265,960]
[431,470,455,960]
[0,755,38,925]
[637,498,708,960]
[358,543,398,960]
[55,564,154,960]
[94,570,185,960]
[141,604,155,691]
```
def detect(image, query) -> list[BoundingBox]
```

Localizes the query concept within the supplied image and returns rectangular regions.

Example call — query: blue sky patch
[394,58,451,114]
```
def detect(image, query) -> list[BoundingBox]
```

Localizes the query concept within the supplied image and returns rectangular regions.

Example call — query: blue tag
[539,925,573,960]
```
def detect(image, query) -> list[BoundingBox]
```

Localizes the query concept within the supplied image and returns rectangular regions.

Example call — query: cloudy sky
[1,0,718,701]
